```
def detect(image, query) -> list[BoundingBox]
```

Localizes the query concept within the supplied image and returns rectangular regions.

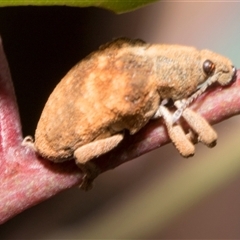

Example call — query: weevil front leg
[174,100,217,147]
[154,105,195,157]
[74,133,124,191]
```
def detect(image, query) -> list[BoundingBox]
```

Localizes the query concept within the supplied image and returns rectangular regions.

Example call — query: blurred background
[0,1,240,238]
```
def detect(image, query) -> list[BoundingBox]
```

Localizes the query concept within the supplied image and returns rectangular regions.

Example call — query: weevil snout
[216,64,237,86]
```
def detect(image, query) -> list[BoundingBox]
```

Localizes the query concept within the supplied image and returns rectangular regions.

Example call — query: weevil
[29,38,236,190]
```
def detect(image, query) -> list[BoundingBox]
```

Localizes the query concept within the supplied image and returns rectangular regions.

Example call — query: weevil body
[33,38,236,190]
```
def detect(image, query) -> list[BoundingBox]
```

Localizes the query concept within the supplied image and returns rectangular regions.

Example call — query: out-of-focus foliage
[0,0,159,13]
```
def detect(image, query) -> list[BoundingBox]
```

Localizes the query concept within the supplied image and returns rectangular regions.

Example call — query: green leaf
[0,0,159,13]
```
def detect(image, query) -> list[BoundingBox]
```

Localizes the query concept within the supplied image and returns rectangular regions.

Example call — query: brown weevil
[26,38,236,190]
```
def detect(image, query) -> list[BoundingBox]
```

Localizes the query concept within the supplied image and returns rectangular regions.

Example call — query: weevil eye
[203,60,215,76]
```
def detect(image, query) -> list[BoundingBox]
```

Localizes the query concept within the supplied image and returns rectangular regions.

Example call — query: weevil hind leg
[158,105,195,157]
[74,133,124,190]
[174,100,217,147]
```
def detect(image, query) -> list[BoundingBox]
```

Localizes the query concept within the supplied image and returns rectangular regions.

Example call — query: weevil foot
[186,129,198,145]
[174,100,217,147]
[158,105,195,157]
[77,161,100,191]
[74,133,124,190]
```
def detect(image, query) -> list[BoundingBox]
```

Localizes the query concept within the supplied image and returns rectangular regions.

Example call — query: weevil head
[200,49,237,86]
[172,50,237,122]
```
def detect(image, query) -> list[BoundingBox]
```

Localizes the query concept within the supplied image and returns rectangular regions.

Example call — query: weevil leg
[174,100,217,147]
[152,98,170,119]
[158,105,195,157]
[172,74,220,123]
[74,133,124,191]
[152,107,162,119]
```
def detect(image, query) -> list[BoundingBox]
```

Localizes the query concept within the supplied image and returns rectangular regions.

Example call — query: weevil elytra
[31,38,236,190]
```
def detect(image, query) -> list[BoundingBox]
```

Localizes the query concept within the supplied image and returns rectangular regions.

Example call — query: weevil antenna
[172,73,220,123]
